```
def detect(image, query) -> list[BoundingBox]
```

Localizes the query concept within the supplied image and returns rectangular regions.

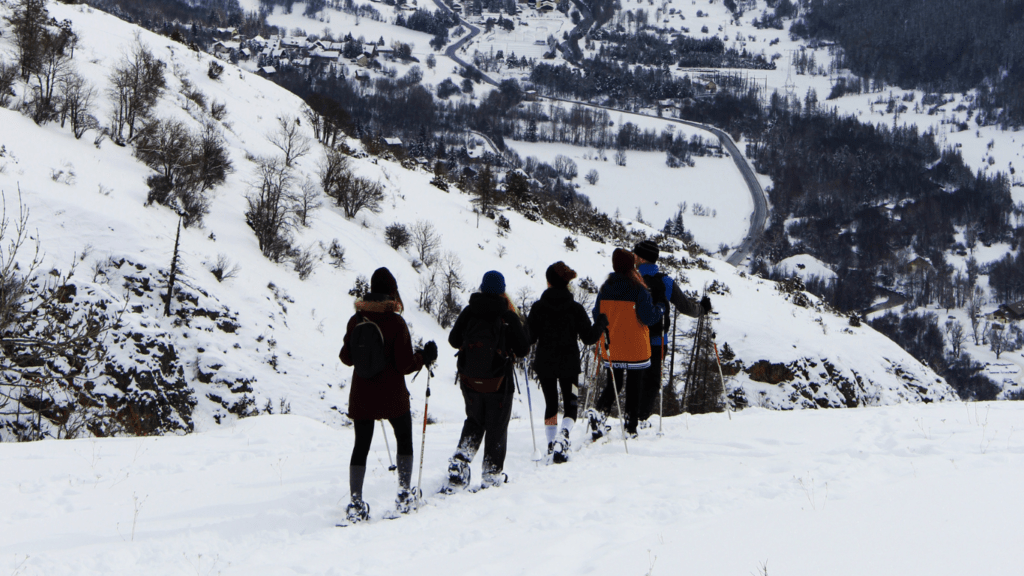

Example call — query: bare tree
[293,178,322,227]
[319,150,383,218]
[435,251,464,328]
[4,0,49,80]
[410,220,441,267]
[245,157,296,262]
[57,71,98,139]
[0,60,17,108]
[945,319,965,358]
[584,169,599,185]
[108,37,167,144]
[135,118,231,227]
[989,324,1007,359]
[615,147,627,166]
[554,154,578,180]
[967,287,985,344]
[268,115,312,167]
[29,25,76,123]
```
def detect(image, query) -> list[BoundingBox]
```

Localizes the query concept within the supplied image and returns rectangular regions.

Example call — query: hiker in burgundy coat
[339,267,437,523]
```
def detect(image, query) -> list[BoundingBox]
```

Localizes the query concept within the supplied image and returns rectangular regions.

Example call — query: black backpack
[350,314,387,379]
[458,316,507,393]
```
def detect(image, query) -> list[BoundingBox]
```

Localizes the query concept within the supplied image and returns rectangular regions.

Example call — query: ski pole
[713,343,732,421]
[381,420,397,472]
[600,334,629,454]
[415,368,431,504]
[582,344,601,415]
[660,309,677,437]
[521,363,542,461]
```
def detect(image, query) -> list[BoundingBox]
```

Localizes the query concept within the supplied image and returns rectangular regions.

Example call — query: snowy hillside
[3,402,1023,575]
[0,0,957,444]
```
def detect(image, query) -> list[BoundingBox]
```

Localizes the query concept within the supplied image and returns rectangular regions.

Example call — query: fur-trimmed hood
[354,294,403,314]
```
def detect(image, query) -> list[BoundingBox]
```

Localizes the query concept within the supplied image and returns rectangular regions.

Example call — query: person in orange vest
[587,248,665,439]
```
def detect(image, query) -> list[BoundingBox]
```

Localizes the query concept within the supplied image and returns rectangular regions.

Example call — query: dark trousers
[538,374,579,422]
[454,381,514,476]
[350,414,413,466]
[640,344,665,421]
[595,367,644,433]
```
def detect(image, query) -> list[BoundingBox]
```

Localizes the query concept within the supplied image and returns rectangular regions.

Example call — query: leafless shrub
[325,238,346,269]
[291,245,317,280]
[209,254,240,282]
[384,222,411,250]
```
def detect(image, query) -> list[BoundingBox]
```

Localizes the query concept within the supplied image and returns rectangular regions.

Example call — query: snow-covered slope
[3,402,1022,575]
[0,1,954,442]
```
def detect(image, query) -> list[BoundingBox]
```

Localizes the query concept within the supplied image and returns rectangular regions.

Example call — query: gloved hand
[420,341,438,365]
[700,296,712,314]
[595,313,609,332]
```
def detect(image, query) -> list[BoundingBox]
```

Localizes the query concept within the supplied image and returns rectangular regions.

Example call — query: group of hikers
[338,240,712,524]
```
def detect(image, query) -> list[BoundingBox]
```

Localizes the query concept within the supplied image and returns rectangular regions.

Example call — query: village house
[993,302,1024,322]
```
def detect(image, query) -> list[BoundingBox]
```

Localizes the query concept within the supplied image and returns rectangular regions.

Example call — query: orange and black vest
[593,273,664,369]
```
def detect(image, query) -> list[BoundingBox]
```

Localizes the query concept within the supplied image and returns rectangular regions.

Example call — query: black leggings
[350,413,413,466]
[538,375,579,422]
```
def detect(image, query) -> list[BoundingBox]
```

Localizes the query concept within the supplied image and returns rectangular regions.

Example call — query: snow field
[3,402,1023,575]
[506,138,751,252]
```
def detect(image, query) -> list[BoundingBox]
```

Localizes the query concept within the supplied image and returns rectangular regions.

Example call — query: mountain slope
[0,1,954,441]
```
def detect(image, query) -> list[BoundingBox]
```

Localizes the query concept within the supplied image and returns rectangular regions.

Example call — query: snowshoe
[552,429,570,464]
[475,471,508,491]
[395,488,417,514]
[638,420,653,430]
[587,409,608,442]
[439,458,470,495]
[338,499,370,527]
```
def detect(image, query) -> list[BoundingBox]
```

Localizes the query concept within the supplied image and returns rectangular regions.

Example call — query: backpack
[458,316,508,393]
[644,272,670,334]
[350,314,387,379]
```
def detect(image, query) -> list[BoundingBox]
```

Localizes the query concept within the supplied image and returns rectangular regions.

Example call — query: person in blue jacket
[632,240,711,426]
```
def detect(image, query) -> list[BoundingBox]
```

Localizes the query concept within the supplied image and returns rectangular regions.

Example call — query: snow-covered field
[3,402,1023,575]
[506,140,750,252]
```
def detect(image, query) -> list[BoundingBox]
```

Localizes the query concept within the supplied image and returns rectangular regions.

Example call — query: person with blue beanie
[444,270,530,491]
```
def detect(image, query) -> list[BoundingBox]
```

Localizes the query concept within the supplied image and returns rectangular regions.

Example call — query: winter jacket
[527,287,604,377]
[449,292,531,390]
[339,294,425,420]
[593,273,664,369]
[638,262,700,345]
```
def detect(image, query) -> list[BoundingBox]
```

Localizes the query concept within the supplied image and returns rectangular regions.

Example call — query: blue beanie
[480,270,506,295]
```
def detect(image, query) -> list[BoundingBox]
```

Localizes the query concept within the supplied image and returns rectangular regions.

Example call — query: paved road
[428,0,768,267]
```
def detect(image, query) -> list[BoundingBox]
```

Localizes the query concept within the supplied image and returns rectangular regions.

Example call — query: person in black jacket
[526,262,608,463]
[633,240,711,426]
[445,271,531,490]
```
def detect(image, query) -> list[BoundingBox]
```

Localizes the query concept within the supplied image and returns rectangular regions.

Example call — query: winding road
[429,0,768,267]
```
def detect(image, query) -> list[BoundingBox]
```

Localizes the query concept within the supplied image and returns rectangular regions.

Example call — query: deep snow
[3,402,1023,575]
